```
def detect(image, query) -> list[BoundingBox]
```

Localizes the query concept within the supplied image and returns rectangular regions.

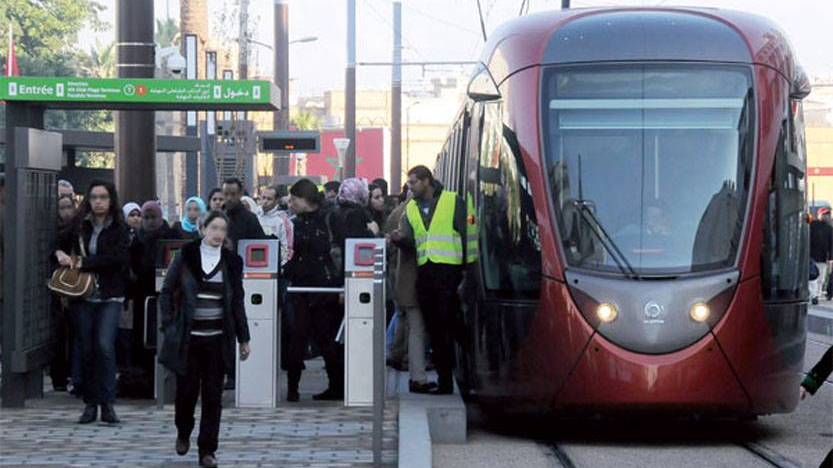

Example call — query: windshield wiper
[572,199,640,280]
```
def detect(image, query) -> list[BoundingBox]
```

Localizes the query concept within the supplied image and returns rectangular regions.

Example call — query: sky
[80,0,833,97]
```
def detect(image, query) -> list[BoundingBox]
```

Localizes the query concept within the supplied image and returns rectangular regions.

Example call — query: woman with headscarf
[174,196,207,241]
[118,201,142,373]
[240,195,262,216]
[130,201,182,383]
[329,178,376,277]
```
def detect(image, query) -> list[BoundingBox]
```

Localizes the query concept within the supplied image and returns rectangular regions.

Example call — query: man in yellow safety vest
[390,165,467,395]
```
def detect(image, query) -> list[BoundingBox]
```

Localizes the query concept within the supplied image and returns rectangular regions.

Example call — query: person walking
[391,166,467,395]
[284,179,343,401]
[54,180,130,423]
[257,185,293,267]
[174,196,207,241]
[158,210,252,468]
[800,345,833,468]
[50,194,80,392]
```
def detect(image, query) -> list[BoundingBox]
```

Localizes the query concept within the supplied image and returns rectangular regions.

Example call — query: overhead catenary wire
[475,0,489,41]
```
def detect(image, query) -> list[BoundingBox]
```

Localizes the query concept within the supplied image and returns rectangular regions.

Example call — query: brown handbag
[47,235,96,299]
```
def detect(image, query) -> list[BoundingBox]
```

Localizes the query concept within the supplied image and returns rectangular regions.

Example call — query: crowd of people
[46,166,467,466]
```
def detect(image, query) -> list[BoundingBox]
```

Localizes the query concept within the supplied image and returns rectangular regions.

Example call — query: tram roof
[479,7,799,85]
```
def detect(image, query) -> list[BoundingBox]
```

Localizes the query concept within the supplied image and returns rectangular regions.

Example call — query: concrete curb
[392,370,467,468]
[809,306,833,336]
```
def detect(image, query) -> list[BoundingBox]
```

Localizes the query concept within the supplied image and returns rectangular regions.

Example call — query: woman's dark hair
[208,187,223,200]
[80,179,123,225]
[371,178,388,196]
[202,210,230,230]
[290,178,323,206]
[368,183,383,208]
[57,194,75,206]
[275,184,289,198]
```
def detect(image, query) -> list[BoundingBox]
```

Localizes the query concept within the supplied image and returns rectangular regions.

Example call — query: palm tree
[79,40,114,78]
[155,18,180,48]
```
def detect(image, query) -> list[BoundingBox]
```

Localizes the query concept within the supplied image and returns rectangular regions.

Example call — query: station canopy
[0,76,280,111]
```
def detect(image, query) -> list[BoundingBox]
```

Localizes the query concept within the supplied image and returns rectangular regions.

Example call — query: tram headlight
[690,302,710,323]
[596,302,618,323]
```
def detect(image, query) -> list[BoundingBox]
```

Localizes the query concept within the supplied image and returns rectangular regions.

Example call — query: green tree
[79,39,114,78]
[1,0,110,132]
[155,17,180,48]
[291,110,320,130]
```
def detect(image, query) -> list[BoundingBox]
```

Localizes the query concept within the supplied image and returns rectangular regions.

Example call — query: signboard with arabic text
[0,76,279,111]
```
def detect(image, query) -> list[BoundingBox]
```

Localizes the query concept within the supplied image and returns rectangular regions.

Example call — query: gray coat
[158,240,251,376]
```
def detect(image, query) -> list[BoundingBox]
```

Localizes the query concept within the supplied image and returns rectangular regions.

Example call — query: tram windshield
[543,65,754,276]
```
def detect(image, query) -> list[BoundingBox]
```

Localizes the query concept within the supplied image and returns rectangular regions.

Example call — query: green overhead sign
[0,76,278,110]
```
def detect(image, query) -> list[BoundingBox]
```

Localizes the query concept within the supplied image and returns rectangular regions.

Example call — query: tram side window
[761,107,809,301]
[478,102,542,298]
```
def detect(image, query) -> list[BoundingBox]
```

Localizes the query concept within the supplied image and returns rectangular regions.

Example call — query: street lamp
[248,37,318,50]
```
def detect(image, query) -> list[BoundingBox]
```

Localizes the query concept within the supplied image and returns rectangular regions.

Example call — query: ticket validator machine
[343,238,386,407]
[236,239,281,407]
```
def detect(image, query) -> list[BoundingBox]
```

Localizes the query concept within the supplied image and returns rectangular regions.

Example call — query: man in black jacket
[220,178,263,389]
[222,178,265,250]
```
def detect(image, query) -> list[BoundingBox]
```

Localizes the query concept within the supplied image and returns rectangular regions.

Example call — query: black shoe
[70,385,83,397]
[53,383,68,392]
[175,437,189,456]
[78,404,97,424]
[100,404,120,424]
[199,453,218,468]
[429,386,453,395]
[409,380,438,394]
[287,389,300,402]
[312,388,343,401]
[223,378,235,391]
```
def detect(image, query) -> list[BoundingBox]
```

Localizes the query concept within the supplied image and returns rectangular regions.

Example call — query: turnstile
[150,240,188,407]
[236,239,281,407]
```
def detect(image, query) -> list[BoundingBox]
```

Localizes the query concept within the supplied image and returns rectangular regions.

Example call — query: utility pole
[390,1,402,192]
[344,0,357,179]
[115,0,156,202]
[274,0,290,178]
[239,0,250,80]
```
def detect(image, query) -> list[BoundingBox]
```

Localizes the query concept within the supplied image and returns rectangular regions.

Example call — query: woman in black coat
[158,210,251,468]
[54,180,130,425]
[284,179,342,402]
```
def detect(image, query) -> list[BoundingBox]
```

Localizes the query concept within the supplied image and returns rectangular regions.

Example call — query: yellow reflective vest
[406,191,463,266]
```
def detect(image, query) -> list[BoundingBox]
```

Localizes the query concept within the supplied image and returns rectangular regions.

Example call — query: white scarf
[200,240,222,275]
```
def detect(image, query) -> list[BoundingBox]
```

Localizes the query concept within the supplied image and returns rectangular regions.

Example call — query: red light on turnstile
[246,244,269,267]
[354,243,376,266]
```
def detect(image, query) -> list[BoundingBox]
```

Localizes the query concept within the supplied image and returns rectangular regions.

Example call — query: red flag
[6,24,18,76]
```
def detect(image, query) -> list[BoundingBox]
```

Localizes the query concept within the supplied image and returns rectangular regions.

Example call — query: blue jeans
[76,300,121,405]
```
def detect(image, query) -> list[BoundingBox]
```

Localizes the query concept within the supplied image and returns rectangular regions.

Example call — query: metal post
[274,0,290,178]
[115,0,156,203]
[344,0,357,179]
[372,245,385,467]
[562,0,570,9]
[239,0,250,80]
[390,1,402,192]
[184,33,199,198]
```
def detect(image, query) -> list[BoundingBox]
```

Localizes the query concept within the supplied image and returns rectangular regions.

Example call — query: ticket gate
[236,239,281,408]
[343,238,385,407]
[149,240,188,407]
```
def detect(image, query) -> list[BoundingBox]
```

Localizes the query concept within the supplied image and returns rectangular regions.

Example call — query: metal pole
[274,0,290,178]
[390,1,402,192]
[239,0,250,80]
[344,0,357,179]
[372,246,386,468]
[115,0,156,202]
[562,0,570,9]
[183,33,199,198]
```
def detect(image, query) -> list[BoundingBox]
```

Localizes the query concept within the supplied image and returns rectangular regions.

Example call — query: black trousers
[415,262,462,390]
[175,335,225,456]
[50,296,72,388]
[285,294,344,390]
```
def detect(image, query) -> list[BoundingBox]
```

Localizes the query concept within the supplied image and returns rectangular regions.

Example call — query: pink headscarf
[141,200,164,231]
[337,178,369,206]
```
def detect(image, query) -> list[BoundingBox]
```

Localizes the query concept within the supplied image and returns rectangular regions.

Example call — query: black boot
[100,403,120,423]
[78,404,97,424]
[287,369,301,402]
[313,386,343,401]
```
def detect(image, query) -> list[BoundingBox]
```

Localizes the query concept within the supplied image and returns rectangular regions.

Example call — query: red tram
[434,7,811,416]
